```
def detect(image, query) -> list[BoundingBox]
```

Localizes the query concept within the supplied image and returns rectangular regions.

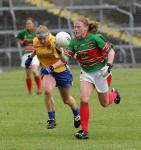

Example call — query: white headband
[37,32,49,37]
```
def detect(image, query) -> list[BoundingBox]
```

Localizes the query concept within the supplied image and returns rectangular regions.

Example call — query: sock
[106,74,116,104]
[48,111,55,120]
[34,76,41,92]
[26,78,32,94]
[72,108,80,117]
[106,74,112,87]
[80,105,89,132]
[108,91,117,104]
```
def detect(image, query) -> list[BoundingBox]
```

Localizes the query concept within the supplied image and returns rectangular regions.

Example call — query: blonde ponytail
[88,21,99,33]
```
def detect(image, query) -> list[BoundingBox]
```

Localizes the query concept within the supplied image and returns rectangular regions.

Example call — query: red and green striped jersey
[17,29,37,55]
[65,33,113,72]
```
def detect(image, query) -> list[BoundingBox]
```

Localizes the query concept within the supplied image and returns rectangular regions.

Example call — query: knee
[80,98,89,106]
[32,67,38,75]
[44,90,52,97]
[100,101,109,107]
[63,97,71,105]
[63,100,69,105]
[26,72,32,79]
[32,70,38,76]
[61,95,72,104]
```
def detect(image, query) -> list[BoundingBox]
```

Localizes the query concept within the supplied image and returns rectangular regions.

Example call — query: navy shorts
[51,69,73,88]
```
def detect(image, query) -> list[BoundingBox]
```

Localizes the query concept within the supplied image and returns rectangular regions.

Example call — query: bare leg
[32,65,42,94]
[75,81,94,139]
[42,75,56,112]
[42,75,56,129]
[25,68,32,94]
[59,87,80,128]
[79,81,94,132]
[59,87,77,109]
[98,90,118,107]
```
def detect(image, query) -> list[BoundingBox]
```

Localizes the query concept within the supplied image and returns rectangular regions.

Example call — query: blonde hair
[37,25,49,33]
[77,17,99,33]
[25,17,35,24]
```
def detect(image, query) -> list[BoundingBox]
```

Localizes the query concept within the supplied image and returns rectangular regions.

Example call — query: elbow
[113,49,115,56]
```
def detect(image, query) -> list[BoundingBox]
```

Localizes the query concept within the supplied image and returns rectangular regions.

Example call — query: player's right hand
[40,66,54,76]
[25,56,32,69]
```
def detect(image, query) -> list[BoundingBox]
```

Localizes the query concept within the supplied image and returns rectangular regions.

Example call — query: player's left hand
[40,66,54,76]
[102,63,113,77]
[25,55,32,69]
[56,46,62,55]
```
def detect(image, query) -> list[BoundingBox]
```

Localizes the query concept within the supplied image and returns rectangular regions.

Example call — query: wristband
[49,66,54,71]
[107,63,113,68]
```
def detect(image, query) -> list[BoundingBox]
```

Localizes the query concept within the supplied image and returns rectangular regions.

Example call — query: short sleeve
[64,39,75,58]
[16,29,25,40]
[94,34,112,54]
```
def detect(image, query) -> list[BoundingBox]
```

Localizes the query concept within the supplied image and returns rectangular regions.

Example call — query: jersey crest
[73,45,78,51]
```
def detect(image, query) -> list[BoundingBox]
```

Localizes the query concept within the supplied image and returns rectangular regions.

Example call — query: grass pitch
[0,68,141,150]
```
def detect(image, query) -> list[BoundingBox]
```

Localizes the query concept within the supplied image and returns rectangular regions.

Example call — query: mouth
[38,38,46,44]
[74,31,79,37]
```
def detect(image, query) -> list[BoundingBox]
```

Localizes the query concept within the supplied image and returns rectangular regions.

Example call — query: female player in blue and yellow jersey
[16,17,41,95]
[25,25,80,129]
[56,17,121,139]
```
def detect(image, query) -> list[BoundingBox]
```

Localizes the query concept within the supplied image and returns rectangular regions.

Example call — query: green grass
[0,68,141,150]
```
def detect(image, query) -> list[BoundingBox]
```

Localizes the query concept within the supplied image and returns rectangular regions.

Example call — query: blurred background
[0,0,141,67]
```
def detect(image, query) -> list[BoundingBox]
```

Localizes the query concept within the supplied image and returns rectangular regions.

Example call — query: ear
[32,23,35,30]
[85,25,88,32]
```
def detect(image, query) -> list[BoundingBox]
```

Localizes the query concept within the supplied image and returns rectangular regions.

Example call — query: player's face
[38,36,46,44]
[25,20,34,31]
[73,21,88,38]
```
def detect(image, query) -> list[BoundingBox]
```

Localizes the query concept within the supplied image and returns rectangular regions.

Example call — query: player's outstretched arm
[56,47,69,63]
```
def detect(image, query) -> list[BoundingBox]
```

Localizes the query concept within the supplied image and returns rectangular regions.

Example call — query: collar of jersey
[76,32,89,40]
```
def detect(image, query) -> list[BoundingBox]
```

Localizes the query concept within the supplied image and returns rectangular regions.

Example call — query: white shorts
[21,54,40,68]
[80,69,109,93]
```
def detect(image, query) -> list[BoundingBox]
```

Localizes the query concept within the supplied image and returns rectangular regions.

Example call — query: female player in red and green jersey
[56,17,121,139]
[16,18,41,95]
